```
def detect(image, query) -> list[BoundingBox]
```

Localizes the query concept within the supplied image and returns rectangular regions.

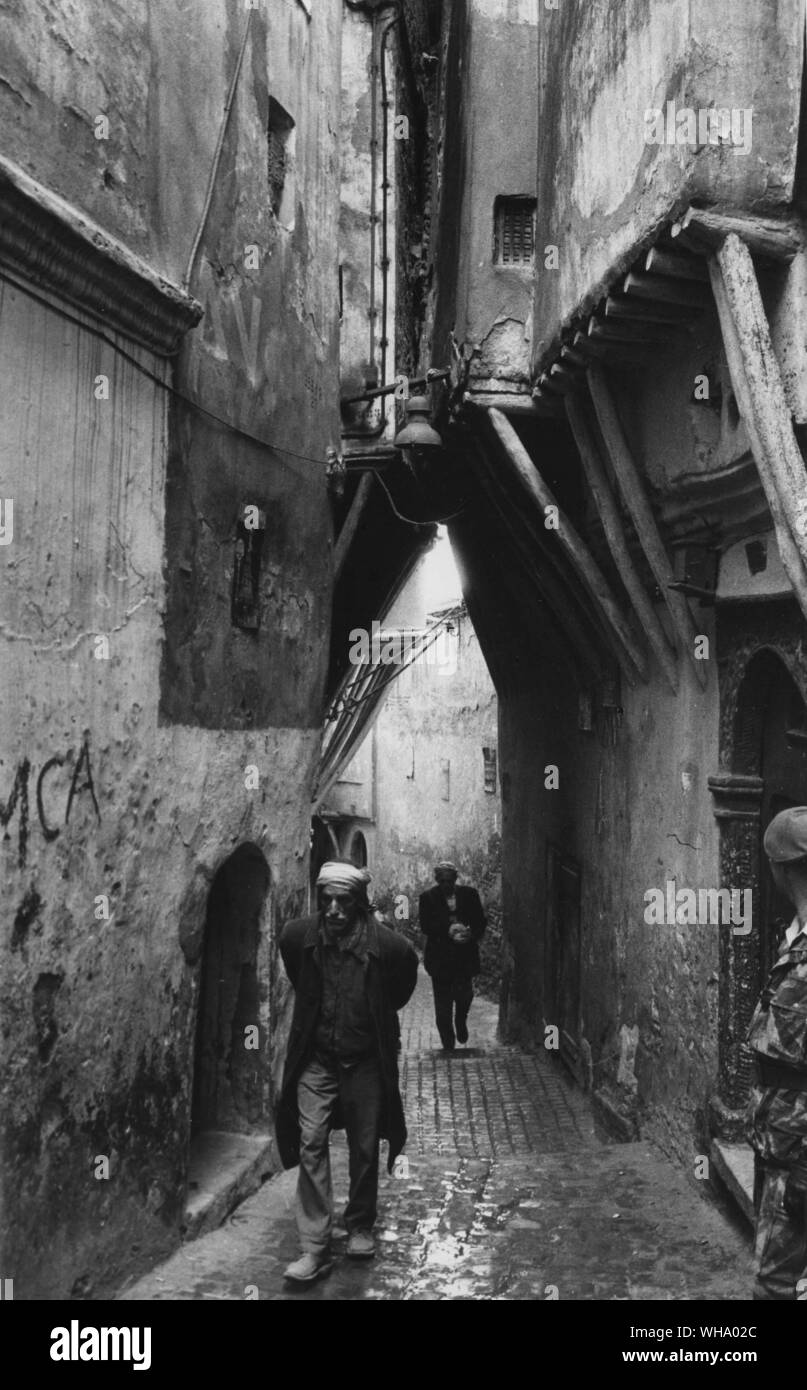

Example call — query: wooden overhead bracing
[334,472,374,580]
[706,231,807,622]
[526,204,807,693]
[565,392,679,695]
[487,407,649,687]
[587,365,707,690]
[533,237,713,409]
[464,427,611,687]
[671,208,804,262]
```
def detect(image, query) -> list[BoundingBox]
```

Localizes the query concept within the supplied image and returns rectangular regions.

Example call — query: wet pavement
[120,976,752,1301]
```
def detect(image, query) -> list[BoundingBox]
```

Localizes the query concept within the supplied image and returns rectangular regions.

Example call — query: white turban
[316,861,369,898]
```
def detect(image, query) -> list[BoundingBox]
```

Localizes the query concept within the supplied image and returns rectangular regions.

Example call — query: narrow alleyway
[120,977,752,1302]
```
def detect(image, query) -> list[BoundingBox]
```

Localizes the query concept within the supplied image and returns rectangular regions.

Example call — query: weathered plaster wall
[500,601,722,1160]
[533,0,803,367]
[433,0,538,387]
[0,0,342,1298]
[159,1,340,726]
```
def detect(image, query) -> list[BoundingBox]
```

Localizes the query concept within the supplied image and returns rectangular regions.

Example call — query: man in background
[419,860,486,1052]
[747,807,807,1299]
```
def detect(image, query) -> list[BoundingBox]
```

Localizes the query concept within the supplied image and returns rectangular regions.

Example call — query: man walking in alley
[276,861,418,1284]
[419,861,486,1051]
[748,807,807,1299]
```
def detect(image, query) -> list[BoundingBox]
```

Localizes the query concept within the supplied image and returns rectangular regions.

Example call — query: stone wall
[0,0,342,1298]
[532,0,803,368]
[431,0,538,389]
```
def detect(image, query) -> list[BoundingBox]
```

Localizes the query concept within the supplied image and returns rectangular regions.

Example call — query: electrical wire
[373,468,465,525]
[1,265,469,536]
[0,265,327,478]
[1,264,471,543]
[183,8,254,291]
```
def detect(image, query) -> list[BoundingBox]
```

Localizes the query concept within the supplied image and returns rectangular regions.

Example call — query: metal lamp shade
[393,395,443,450]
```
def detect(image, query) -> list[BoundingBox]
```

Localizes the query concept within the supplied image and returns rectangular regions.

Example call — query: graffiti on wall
[0,734,100,868]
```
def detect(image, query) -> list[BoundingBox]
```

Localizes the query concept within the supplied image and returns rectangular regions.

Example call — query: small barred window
[494,197,536,267]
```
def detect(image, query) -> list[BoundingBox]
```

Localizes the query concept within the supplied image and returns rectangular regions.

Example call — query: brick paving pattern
[398,974,597,1157]
[120,975,753,1301]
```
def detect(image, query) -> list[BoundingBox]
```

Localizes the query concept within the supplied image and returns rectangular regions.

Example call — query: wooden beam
[487,407,648,686]
[566,391,679,694]
[530,385,565,414]
[588,315,676,346]
[539,371,573,397]
[333,471,374,580]
[605,294,692,324]
[708,234,807,619]
[587,364,708,688]
[671,207,804,262]
[622,271,710,309]
[644,247,710,282]
[466,437,606,684]
[561,344,589,369]
[549,361,581,390]
[463,391,543,416]
[572,330,647,368]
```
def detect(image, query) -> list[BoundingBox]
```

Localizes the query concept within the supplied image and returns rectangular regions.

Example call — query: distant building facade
[317,571,502,994]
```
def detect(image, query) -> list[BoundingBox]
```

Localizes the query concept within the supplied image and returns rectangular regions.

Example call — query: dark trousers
[296,1051,383,1252]
[752,1160,807,1300]
[431,974,474,1048]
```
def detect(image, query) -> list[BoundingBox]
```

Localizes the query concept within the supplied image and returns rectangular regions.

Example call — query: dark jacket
[747,926,807,1167]
[418,883,486,979]
[275,913,418,1173]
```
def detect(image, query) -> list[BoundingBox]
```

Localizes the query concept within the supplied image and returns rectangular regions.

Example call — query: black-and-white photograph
[1,0,806,1351]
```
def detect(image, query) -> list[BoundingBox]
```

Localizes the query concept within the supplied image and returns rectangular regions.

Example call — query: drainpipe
[342,1,400,442]
[379,12,398,400]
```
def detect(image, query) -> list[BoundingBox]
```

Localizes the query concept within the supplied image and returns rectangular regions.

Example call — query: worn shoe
[283,1252,334,1283]
[456,1019,469,1045]
[346,1230,375,1259]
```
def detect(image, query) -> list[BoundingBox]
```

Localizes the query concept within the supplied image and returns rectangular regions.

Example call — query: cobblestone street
[120,976,752,1302]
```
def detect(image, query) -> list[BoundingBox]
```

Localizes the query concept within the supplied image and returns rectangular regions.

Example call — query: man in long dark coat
[276,861,417,1284]
[419,860,486,1051]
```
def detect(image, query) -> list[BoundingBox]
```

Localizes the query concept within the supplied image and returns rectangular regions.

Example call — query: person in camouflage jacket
[746,807,807,1300]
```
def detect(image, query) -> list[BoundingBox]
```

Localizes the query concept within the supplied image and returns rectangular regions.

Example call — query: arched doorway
[310,815,340,895]
[709,645,807,1136]
[191,843,271,1136]
[347,829,368,868]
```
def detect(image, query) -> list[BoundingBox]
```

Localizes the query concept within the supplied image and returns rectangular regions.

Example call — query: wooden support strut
[589,314,677,346]
[465,435,605,685]
[671,208,804,263]
[587,364,708,689]
[486,407,649,687]
[708,234,807,620]
[604,294,692,325]
[572,330,646,369]
[644,247,710,282]
[566,391,679,695]
[333,471,374,580]
[622,271,710,310]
